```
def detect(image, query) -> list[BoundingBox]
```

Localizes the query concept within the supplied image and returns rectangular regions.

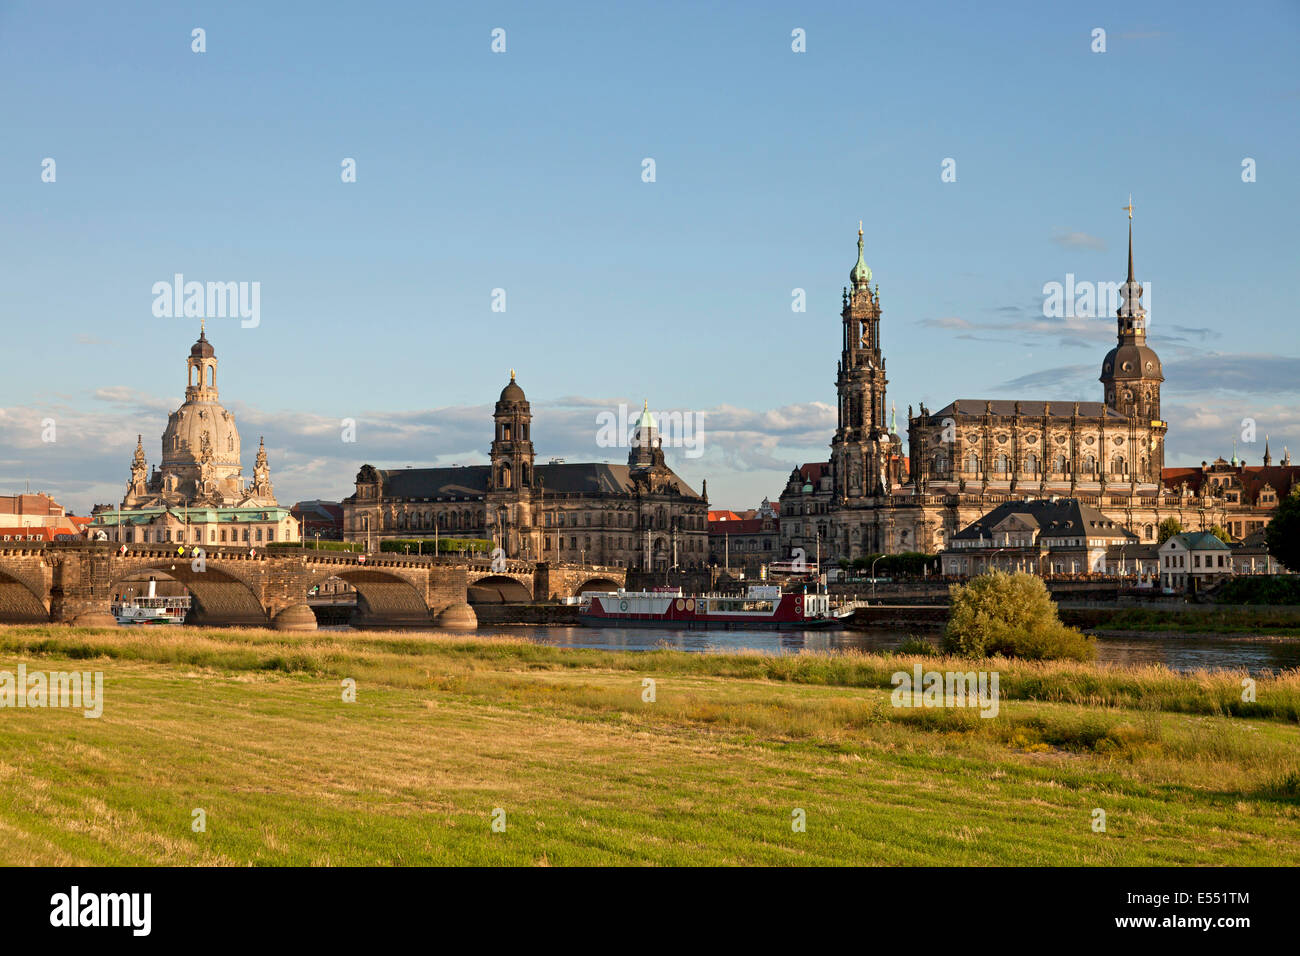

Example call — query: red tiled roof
[708,510,741,521]
[708,518,774,535]
[0,526,59,541]
[798,462,830,483]
[1162,464,1300,503]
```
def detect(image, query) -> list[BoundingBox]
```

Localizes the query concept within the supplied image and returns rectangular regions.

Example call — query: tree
[1264,488,1300,572]
[1207,524,1232,544]
[943,570,1096,661]
[1156,517,1183,544]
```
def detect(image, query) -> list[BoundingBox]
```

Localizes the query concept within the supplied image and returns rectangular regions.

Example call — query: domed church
[91,327,299,547]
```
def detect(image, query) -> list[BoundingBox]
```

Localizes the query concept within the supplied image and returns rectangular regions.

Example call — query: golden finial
[200,316,205,334]
[858,219,863,237]
[643,399,648,411]
[510,368,515,380]
[1122,194,1134,220]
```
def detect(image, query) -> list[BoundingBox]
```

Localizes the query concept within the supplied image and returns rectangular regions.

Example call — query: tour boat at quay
[578,585,837,629]
[112,577,192,625]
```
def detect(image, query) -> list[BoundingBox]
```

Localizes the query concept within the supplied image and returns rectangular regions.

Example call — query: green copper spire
[850,221,872,286]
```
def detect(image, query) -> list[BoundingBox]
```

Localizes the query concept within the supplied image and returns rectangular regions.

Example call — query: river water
[468,625,1300,676]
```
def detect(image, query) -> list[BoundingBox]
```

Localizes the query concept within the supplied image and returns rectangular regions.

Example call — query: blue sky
[2,0,1298,514]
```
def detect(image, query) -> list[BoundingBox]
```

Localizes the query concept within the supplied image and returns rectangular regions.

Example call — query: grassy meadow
[1,623,1298,866]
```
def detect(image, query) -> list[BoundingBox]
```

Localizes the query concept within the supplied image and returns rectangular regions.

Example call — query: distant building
[1230,529,1281,576]
[292,501,344,541]
[1159,532,1233,590]
[91,327,299,547]
[1161,449,1300,541]
[709,498,781,575]
[781,221,1162,563]
[0,495,92,540]
[0,493,66,527]
[940,498,1136,577]
[1103,542,1160,579]
[342,376,709,568]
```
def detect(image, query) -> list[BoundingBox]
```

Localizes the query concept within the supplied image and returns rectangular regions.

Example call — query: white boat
[579,584,835,629]
[112,577,191,625]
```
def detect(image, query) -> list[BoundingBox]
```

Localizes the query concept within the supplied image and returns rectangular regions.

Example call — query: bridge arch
[0,567,50,622]
[573,576,621,597]
[110,564,267,626]
[318,567,432,626]
[467,575,533,604]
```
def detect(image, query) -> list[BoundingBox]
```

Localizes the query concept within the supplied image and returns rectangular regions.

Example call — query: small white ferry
[112,577,191,625]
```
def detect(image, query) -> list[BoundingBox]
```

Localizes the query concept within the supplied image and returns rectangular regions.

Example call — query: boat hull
[578,613,837,630]
[578,590,838,630]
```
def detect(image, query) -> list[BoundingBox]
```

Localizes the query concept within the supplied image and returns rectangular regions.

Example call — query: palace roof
[951,498,1135,543]
[926,400,1128,421]
[365,461,702,501]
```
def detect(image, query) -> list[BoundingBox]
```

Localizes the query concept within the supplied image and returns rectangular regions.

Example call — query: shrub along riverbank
[1060,605,1300,636]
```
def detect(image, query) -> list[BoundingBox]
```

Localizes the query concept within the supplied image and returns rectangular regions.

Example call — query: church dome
[190,330,215,358]
[160,399,242,468]
[499,370,526,404]
[1101,344,1163,382]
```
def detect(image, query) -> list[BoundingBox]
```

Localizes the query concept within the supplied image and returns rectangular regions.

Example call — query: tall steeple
[832,222,899,500]
[1101,198,1163,418]
[1264,435,1272,467]
[1117,195,1145,339]
[1098,199,1166,482]
[850,221,872,289]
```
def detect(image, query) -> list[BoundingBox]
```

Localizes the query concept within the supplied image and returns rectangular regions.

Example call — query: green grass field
[1,624,1297,865]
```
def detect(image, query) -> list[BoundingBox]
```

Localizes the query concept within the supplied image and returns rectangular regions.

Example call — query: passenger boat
[111,577,191,625]
[578,585,837,629]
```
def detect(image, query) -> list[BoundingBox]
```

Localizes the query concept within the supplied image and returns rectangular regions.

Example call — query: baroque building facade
[341,374,710,569]
[91,327,299,546]
[780,218,1293,564]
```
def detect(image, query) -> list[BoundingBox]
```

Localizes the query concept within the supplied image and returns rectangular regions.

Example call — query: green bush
[267,540,360,552]
[1213,576,1300,606]
[848,552,939,577]
[896,636,937,657]
[943,570,1097,661]
[378,537,492,555]
[1265,488,1300,573]
[1157,517,1183,544]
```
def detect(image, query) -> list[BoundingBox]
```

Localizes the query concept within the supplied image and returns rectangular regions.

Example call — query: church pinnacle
[850,221,872,287]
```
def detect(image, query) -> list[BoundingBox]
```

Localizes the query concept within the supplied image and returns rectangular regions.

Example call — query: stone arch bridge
[0,544,624,629]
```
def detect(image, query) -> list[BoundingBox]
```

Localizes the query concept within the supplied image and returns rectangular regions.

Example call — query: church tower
[832,224,901,499]
[487,370,536,556]
[1100,201,1166,479]
[489,370,534,492]
[628,401,664,472]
